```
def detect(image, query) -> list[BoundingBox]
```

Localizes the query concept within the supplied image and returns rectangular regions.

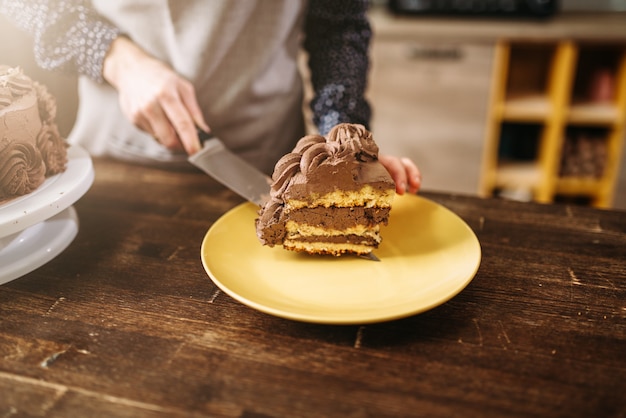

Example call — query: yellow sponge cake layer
[285,186,394,211]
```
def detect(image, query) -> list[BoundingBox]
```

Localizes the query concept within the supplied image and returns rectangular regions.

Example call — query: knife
[189,130,271,206]
[189,129,380,261]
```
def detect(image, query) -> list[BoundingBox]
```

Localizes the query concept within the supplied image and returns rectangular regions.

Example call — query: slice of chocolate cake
[255,123,395,256]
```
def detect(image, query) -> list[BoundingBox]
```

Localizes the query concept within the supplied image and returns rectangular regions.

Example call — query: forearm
[304,0,372,135]
[102,35,146,89]
[0,0,120,82]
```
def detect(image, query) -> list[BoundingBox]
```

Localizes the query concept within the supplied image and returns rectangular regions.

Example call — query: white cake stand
[0,206,79,285]
[0,145,94,284]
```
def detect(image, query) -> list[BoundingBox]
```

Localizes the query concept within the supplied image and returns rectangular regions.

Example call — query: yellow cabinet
[481,40,626,207]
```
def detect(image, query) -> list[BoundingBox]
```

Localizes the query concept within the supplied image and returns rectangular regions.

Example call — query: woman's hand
[379,154,422,195]
[102,36,209,155]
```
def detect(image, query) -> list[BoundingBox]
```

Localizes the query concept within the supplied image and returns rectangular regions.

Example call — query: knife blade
[190,129,379,261]
[189,131,271,206]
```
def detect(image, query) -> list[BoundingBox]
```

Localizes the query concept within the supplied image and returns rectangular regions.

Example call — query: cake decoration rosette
[0,138,46,200]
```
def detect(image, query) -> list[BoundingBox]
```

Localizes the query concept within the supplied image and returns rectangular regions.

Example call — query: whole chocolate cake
[0,66,67,203]
[256,123,395,256]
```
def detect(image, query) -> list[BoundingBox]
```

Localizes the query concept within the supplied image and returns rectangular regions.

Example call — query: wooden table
[1,157,625,417]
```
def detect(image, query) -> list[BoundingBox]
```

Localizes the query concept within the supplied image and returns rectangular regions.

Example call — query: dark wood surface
[1,157,625,418]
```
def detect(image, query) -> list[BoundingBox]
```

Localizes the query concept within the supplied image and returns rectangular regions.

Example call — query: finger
[122,97,156,138]
[143,100,181,150]
[160,82,202,154]
[401,157,422,194]
[179,80,210,133]
[379,154,408,195]
[133,113,155,138]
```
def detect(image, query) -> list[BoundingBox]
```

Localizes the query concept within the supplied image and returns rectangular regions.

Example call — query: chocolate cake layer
[286,234,379,245]
[285,206,391,228]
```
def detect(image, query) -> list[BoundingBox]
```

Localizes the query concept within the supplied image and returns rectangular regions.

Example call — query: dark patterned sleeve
[0,0,120,82]
[303,0,372,135]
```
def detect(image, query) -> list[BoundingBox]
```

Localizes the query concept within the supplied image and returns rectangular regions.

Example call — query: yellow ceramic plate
[201,194,481,324]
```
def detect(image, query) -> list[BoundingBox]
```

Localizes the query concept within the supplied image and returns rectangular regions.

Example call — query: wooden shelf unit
[480,40,626,207]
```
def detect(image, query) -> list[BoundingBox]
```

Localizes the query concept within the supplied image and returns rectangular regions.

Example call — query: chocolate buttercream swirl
[37,123,68,175]
[0,67,32,98]
[0,138,46,200]
[0,86,11,109]
[292,134,325,154]
[295,124,379,176]
[33,81,57,123]
[271,152,301,198]
[300,142,332,175]
[327,123,378,162]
